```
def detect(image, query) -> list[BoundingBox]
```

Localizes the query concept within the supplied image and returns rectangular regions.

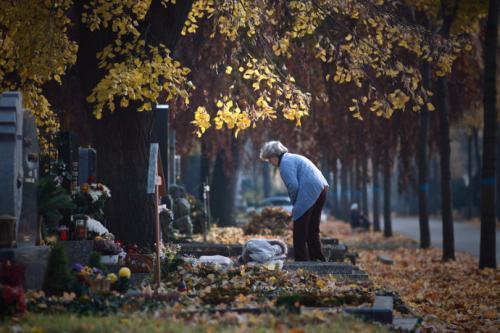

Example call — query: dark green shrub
[42,244,73,296]
[88,251,104,272]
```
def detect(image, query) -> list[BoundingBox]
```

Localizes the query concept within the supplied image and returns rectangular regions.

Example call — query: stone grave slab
[283,262,356,275]
[178,241,350,261]
[287,244,348,260]
[320,237,339,245]
[0,246,50,290]
[393,317,419,331]
[60,240,94,265]
[178,243,243,257]
[344,295,394,324]
[377,255,394,265]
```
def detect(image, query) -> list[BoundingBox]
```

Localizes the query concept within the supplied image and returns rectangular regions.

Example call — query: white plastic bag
[198,255,233,268]
[240,239,287,264]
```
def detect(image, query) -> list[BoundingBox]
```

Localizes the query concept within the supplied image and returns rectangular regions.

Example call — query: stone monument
[0,91,49,289]
[169,185,193,236]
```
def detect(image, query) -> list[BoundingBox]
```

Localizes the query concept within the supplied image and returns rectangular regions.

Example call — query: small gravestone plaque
[78,147,97,184]
[57,132,79,195]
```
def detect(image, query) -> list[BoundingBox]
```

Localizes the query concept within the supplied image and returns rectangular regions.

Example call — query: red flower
[0,261,25,286]
[3,285,17,305]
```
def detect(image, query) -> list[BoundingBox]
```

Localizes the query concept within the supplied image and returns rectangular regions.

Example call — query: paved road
[390,216,499,265]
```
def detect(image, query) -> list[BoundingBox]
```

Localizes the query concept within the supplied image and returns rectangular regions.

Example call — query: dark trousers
[293,187,328,261]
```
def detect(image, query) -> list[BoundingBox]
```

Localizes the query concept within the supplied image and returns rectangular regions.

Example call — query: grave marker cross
[147,143,166,289]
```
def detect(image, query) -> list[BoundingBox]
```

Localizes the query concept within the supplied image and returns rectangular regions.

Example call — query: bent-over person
[260,141,329,261]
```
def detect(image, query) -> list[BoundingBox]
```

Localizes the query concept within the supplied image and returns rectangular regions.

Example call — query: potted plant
[93,234,123,265]
[38,176,76,244]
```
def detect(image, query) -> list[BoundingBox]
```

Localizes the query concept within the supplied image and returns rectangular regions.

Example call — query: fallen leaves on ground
[358,248,500,332]
[192,226,292,244]
[319,218,499,331]
[321,221,417,250]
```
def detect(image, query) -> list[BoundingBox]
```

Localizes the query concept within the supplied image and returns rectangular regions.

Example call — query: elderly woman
[260,141,329,261]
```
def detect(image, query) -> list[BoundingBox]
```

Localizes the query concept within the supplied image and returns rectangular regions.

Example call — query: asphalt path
[390,216,499,265]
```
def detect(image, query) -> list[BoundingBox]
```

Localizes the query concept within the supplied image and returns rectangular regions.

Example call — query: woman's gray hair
[259,141,288,161]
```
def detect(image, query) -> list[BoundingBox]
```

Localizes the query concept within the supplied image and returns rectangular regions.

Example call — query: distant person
[260,141,329,261]
[350,203,360,229]
[359,212,370,231]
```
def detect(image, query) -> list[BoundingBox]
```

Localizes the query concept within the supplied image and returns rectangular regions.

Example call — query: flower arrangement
[94,234,123,255]
[157,242,181,262]
[72,263,130,294]
[73,181,111,222]
[0,261,26,316]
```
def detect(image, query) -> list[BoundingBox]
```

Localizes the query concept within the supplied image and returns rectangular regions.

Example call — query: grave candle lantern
[58,225,69,241]
[73,216,88,240]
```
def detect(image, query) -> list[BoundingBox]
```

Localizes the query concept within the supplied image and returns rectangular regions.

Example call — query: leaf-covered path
[390,217,500,264]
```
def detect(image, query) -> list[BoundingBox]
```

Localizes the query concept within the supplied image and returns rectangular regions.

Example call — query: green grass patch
[3,312,389,333]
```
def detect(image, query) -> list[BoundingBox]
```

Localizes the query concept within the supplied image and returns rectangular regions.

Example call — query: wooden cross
[147,143,166,289]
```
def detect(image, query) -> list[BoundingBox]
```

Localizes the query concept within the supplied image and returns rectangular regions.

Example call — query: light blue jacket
[279,153,329,221]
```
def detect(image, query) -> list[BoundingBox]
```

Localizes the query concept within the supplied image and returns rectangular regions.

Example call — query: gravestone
[0,91,24,245]
[57,132,79,195]
[169,185,193,236]
[0,91,49,290]
[18,109,39,246]
[0,91,39,246]
[78,147,97,185]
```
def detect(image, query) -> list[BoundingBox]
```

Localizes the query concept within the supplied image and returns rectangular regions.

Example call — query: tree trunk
[372,157,381,231]
[467,134,473,219]
[349,161,355,206]
[199,139,210,201]
[417,62,431,248]
[437,76,455,260]
[479,0,498,269]
[473,128,482,209]
[332,163,339,218]
[497,121,500,220]
[210,140,240,227]
[473,128,482,175]
[340,160,349,221]
[69,0,193,245]
[362,156,369,217]
[383,149,392,237]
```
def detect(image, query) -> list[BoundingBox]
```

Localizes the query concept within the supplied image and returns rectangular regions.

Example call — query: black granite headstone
[78,147,97,185]
[57,132,79,195]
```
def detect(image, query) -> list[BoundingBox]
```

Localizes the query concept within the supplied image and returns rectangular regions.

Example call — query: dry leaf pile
[243,208,292,236]
[192,226,292,244]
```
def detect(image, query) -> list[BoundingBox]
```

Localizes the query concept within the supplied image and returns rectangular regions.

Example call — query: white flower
[86,217,109,235]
